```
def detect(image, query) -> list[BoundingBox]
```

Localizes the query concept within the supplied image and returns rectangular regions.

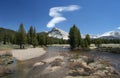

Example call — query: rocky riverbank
[32,50,120,78]
[64,54,120,78]
[0,51,15,77]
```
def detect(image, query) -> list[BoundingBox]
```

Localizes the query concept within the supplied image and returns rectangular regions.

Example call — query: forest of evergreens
[0,23,68,48]
[0,24,120,49]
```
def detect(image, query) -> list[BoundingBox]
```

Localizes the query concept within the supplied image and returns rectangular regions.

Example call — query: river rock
[67,55,120,78]
[0,54,14,65]
[83,57,94,64]
[94,70,107,76]
[67,67,91,76]
[67,69,89,76]
[42,66,61,74]
[88,62,106,70]
[33,61,46,67]
[0,66,14,77]
[0,52,15,77]
[50,58,64,67]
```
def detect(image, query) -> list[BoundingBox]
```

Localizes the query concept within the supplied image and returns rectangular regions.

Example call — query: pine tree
[69,25,81,49]
[84,34,91,47]
[27,26,38,47]
[3,31,7,44]
[95,39,102,47]
[81,39,85,48]
[17,23,27,49]
[37,32,48,45]
[27,26,34,44]
[32,27,38,48]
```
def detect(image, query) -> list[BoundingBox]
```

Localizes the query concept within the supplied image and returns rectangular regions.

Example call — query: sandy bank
[12,48,46,61]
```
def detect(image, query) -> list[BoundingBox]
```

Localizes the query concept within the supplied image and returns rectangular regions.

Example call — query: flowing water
[2,46,120,78]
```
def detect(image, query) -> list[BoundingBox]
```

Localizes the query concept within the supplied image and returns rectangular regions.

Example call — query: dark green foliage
[0,28,16,44]
[16,23,27,49]
[80,39,86,48]
[85,34,90,46]
[32,27,38,47]
[91,39,102,47]
[91,38,120,44]
[69,25,81,49]
[27,26,34,44]
[1,24,120,49]
[81,39,88,48]
[37,32,47,45]
[3,31,7,44]
[81,34,91,48]
[27,26,38,47]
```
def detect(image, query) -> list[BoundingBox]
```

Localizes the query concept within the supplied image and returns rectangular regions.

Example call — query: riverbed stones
[66,55,120,78]
[0,53,14,65]
[0,51,14,77]
[42,57,64,74]
[88,62,106,70]
[0,66,14,77]
[50,58,64,67]
[33,61,46,67]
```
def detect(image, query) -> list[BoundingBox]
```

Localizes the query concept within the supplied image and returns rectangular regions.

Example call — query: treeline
[0,23,68,48]
[69,25,120,49]
[0,24,120,49]
[91,39,120,44]
[0,28,16,44]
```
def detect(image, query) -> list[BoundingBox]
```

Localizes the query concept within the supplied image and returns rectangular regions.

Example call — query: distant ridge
[0,27,16,40]
[99,31,120,39]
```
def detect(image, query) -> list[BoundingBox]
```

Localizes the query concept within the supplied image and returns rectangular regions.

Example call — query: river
[2,46,120,78]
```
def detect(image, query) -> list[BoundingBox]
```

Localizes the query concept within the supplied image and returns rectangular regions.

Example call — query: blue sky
[0,0,120,34]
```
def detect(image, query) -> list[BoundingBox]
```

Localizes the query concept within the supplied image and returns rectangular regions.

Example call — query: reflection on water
[2,46,120,78]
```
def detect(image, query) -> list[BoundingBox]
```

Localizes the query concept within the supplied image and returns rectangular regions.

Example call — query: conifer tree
[27,26,34,44]
[3,31,7,44]
[17,23,26,49]
[69,25,81,49]
[28,26,38,47]
[32,27,38,47]
[38,33,47,45]
[84,34,91,47]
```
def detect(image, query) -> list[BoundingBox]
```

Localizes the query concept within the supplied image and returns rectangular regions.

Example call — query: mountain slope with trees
[0,27,16,44]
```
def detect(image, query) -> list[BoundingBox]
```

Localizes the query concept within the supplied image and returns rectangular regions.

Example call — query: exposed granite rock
[66,55,120,78]
[50,58,64,67]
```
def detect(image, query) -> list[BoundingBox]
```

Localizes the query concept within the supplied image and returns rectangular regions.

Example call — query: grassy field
[97,44,120,53]
[100,44,120,48]
[0,44,20,50]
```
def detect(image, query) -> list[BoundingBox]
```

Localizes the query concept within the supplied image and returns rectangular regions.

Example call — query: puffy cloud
[47,5,80,28]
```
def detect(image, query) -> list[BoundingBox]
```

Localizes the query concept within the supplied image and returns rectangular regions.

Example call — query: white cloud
[117,27,120,30]
[47,5,80,28]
